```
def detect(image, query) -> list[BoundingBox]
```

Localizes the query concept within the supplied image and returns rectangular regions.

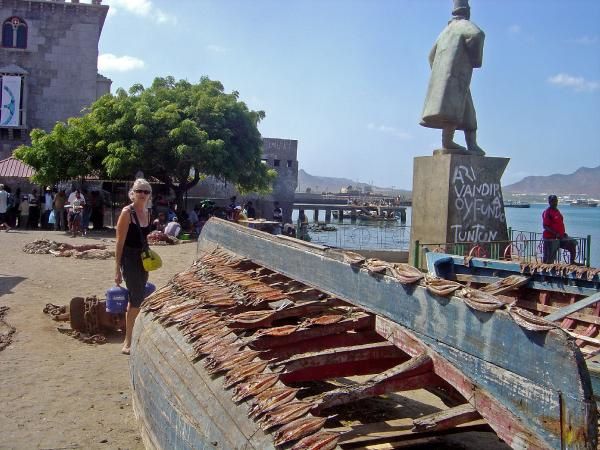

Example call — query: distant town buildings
[0,0,111,160]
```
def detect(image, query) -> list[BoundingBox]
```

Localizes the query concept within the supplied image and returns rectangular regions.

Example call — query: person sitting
[245,201,256,219]
[232,205,247,223]
[164,216,181,238]
[542,195,577,264]
[152,212,167,232]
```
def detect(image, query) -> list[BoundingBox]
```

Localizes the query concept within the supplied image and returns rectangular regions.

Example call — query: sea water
[296,204,600,267]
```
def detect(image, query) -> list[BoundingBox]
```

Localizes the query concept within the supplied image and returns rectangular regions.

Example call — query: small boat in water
[571,199,599,207]
[130,218,598,450]
[504,200,531,208]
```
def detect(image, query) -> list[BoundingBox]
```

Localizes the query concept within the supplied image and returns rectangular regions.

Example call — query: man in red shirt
[542,195,577,264]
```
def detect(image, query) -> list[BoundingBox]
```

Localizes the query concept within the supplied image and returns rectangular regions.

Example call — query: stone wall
[0,0,110,160]
[187,138,299,222]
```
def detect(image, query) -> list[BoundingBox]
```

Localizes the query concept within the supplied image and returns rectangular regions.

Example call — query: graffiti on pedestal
[449,164,507,243]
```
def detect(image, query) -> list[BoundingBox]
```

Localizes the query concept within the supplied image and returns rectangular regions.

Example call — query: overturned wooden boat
[130,218,598,449]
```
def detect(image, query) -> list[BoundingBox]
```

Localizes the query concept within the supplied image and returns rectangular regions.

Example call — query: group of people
[0,183,106,235]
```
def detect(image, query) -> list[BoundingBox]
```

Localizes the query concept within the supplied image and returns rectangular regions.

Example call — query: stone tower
[0,0,110,160]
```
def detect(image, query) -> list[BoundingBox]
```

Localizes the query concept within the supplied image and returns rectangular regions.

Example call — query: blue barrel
[106,285,129,314]
[144,282,156,298]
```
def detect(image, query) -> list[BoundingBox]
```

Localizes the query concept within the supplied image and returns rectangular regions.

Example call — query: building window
[2,17,27,49]
[287,160,293,168]
[273,159,280,167]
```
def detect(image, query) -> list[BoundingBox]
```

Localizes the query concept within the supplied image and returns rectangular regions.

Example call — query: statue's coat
[421,18,484,131]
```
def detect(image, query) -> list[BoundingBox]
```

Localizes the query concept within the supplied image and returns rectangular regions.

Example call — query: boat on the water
[504,200,531,208]
[130,218,598,450]
[571,199,599,207]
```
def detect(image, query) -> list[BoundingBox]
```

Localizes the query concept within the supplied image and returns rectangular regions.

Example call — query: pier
[292,203,407,223]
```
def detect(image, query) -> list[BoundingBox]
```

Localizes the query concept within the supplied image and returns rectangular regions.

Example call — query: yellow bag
[142,248,162,271]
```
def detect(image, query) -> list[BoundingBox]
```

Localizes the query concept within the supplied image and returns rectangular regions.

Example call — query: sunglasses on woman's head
[135,189,151,195]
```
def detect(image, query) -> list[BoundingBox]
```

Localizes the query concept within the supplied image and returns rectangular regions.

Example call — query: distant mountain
[297,169,411,197]
[504,166,600,198]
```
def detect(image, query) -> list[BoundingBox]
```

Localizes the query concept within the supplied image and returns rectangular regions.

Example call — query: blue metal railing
[417,232,591,268]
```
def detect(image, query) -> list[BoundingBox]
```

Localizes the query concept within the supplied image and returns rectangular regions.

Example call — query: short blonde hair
[128,178,152,203]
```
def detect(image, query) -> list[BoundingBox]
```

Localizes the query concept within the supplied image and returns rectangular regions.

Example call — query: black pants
[121,246,149,308]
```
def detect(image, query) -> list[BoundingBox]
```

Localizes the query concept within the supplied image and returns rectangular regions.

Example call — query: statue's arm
[465,32,485,68]
[428,43,437,68]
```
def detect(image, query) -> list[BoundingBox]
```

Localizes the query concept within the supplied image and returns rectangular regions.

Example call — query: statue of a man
[421,0,485,156]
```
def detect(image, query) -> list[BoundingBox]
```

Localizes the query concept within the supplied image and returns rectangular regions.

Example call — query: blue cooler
[144,282,156,298]
[106,285,129,314]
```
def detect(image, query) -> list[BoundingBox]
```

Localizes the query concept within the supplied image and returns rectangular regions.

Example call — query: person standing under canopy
[421,0,485,155]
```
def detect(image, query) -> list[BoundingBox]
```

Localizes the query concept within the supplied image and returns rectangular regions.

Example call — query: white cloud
[104,0,176,24]
[367,123,411,140]
[570,35,599,45]
[98,53,145,72]
[507,24,521,35]
[206,44,229,53]
[548,73,600,92]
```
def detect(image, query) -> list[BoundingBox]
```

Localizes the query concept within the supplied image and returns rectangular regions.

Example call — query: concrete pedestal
[409,154,509,267]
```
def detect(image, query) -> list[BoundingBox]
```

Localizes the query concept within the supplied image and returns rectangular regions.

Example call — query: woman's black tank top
[124,208,150,249]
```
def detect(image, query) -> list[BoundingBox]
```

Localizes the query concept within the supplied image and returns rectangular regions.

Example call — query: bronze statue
[421,0,485,156]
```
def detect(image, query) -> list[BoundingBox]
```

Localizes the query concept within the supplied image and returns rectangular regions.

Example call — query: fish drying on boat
[129,218,598,450]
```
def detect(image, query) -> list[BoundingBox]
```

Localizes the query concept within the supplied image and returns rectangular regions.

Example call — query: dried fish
[248,386,299,419]
[274,416,328,446]
[261,401,315,430]
[231,373,279,402]
[223,360,269,388]
[302,315,344,327]
[290,431,340,450]
[206,350,260,374]
[255,325,299,337]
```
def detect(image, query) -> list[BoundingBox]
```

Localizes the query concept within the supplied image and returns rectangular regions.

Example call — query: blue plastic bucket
[106,285,129,314]
[144,281,156,298]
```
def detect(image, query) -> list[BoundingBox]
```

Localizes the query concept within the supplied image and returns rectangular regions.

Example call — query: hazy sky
[95,0,600,189]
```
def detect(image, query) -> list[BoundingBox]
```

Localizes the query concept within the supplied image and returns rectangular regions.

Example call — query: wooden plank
[335,418,489,447]
[313,354,435,414]
[514,299,600,326]
[455,273,502,284]
[567,331,600,347]
[375,317,560,449]
[412,404,480,432]
[276,342,403,373]
[478,275,530,295]
[545,292,600,322]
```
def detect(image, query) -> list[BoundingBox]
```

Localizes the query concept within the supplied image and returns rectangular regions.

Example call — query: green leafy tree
[16,76,276,210]
[92,76,275,209]
[14,114,104,187]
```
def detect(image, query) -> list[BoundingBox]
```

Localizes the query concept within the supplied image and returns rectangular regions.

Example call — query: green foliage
[91,76,274,195]
[14,114,104,186]
[16,76,276,205]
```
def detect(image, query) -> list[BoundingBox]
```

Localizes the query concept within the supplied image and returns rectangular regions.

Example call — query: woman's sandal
[121,346,131,355]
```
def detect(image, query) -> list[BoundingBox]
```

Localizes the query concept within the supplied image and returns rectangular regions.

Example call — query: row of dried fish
[141,249,341,449]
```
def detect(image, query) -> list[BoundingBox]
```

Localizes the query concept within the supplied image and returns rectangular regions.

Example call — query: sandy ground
[0,229,198,450]
[0,229,509,450]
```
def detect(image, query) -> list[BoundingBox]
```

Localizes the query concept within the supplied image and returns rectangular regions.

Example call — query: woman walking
[115,179,152,355]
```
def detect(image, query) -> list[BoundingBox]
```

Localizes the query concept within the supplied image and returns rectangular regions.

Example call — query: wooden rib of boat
[130,218,597,450]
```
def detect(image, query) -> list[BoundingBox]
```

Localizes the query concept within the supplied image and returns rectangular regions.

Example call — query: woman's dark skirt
[121,246,149,308]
